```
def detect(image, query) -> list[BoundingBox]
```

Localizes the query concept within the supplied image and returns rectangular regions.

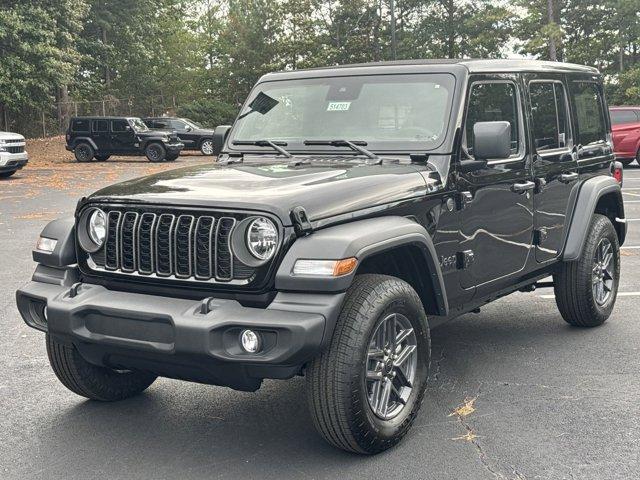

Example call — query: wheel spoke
[386,314,397,349]
[377,379,392,417]
[395,365,413,388]
[394,344,417,368]
[390,379,406,405]
[395,328,414,349]
[367,370,383,381]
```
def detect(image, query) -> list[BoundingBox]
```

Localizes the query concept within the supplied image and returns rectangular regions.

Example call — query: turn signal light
[293,257,358,277]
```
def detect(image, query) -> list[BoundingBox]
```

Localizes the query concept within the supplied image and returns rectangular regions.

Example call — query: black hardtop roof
[260,58,600,82]
[70,116,141,121]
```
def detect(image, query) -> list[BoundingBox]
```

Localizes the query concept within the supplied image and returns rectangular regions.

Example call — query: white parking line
[623,192,640,197]
[540,292,640,299]
[622,246,640,249]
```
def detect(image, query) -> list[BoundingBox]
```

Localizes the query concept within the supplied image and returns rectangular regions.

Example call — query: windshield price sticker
[327,101,351,112]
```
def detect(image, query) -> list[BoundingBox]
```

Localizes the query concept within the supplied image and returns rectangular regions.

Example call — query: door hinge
[456,250,475,270]
[290,206,313,237]
[456,191,473,210]
[533,228,548,246]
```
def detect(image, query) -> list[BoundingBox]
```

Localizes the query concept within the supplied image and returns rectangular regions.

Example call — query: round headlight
[246,217,278,261]
[88,209,107,247]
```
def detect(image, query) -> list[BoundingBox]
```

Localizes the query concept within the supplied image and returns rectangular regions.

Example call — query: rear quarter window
[71,119,90,133]
[571,82,607,145]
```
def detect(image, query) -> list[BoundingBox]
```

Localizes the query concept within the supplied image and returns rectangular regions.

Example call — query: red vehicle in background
[610,106,640,166]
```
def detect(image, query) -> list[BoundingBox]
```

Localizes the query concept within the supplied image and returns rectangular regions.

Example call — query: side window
[92,119,108,132]
[465,82,520,157]
[111,119,129,133]
[529,82,571,151]
[71,119,90,133]
[170,120,188,130]
[571,82,607,146]
[610,110,638,125]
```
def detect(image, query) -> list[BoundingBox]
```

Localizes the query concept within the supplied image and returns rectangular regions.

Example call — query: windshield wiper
[232,140,292,158]
[303,139,379,161]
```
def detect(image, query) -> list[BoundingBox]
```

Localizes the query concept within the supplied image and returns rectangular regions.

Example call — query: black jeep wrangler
[143,117,216,155]
[18,60,626,454]
[65,116,184,162]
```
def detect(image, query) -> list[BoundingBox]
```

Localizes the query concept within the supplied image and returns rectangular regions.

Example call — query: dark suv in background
[144,117,216,155]
[66,116,184,162]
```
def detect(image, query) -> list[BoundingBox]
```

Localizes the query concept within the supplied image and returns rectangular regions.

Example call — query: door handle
[559,172,579,184]
[511,181,536,194]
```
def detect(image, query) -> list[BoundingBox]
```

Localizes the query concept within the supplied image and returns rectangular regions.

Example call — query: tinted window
[610,110,639,125]
[71,119,90,133]
[529,82,570,151]
[170,119,189,130]
[571,82,607,145]
[111,119,129,132]
[92,119,108,132]
[465,82,520,156]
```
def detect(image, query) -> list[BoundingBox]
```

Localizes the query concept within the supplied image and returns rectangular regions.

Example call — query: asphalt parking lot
[2,159,640,480]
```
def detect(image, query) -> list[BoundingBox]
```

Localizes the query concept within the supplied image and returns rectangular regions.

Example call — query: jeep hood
[87,160,431,226]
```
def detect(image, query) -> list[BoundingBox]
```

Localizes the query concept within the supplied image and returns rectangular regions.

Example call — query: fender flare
[32,217,76,267]
[71,137,98,151]
[275,216,448,316]
[562,176,626,261]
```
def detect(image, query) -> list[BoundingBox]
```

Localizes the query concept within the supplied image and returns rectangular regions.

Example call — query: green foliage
[3,0,640,136]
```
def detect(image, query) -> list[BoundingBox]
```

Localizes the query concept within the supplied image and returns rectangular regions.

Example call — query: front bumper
[17,274,343,391]
[166,141,184,152]
[0,152,28,172]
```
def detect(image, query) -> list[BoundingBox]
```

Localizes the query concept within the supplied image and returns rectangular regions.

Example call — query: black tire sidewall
[145,143,166,162]
[582,215,620,319]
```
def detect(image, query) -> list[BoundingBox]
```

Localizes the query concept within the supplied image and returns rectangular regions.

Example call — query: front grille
[5,145,24,154]
[88,206,259,284]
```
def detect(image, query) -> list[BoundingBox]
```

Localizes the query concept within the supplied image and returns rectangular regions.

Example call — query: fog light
[240,329,262,353]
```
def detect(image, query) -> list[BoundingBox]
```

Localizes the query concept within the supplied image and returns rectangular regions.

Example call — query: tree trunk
[58,85,70,133]
[547,0,557,61]
[390,0,397,60]
[102,27,111,86]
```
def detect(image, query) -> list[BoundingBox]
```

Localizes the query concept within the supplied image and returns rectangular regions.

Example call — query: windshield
[229,73,456,153]
[130,118,149,132]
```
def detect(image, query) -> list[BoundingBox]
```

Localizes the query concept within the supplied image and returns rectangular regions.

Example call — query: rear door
[110,119,135,152]
[526,76,578,262]
[91,119,110,152]
[457,76,534,289]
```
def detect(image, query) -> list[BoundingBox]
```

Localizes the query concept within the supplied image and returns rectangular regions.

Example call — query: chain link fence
[2,96,178,139]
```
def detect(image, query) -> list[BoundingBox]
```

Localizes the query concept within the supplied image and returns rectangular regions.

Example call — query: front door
[526,76,579,262]
[170,119,197,148]
[110,119,135,153]
[457,77,534,289]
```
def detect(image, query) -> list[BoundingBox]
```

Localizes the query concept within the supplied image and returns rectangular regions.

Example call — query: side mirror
[185,126,193,132]
[472,121,511,160]
[212,125,232,156]
[125,125,131,131]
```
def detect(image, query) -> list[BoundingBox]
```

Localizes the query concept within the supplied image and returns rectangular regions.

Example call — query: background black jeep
[143,117,215,155]
[65,116,184,162]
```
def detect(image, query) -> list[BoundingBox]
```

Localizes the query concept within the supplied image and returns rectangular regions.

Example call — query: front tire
[554,214,620,327]
[95,154,110,161]
[145,143,166,162]
[0,170,16,178]
[46,335,157,401]
[74,142,94,162]
[306,274,430,454]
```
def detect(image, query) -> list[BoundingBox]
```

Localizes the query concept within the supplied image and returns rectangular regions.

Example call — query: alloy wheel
[592,237,615,306]
[366,313,418,420]
[201,140,214,155]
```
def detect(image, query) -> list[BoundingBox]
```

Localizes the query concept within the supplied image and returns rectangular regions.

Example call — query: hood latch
[290,206,313,237]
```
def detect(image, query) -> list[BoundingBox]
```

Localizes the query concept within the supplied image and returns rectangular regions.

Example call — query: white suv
[0,131,28,178]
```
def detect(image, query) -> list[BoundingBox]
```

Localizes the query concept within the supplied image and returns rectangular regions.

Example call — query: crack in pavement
[451,383,527,480]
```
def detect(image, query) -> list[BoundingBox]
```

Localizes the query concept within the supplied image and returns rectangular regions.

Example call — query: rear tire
[46,335,157,401]
[0,170,16,178]
[74,142,94,162]
[145,143,166,162]
[620,158,634,167]
[306,274,430,454]
[554,214,620,327]
[200,139,214,155]
[95,154,110,161]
